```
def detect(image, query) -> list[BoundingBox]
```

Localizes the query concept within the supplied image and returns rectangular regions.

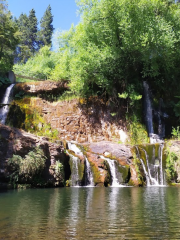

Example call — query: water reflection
[0,187,180,239]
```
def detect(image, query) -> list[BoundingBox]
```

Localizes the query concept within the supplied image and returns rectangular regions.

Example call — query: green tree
[14,45,58,80]
[15,9,38,63]
[28,9,38,54]
[51,0,180,101]
[38,5,54,47]
[0,0,20,72]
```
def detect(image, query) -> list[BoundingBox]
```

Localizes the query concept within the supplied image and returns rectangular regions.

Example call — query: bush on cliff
[8,147,46,186]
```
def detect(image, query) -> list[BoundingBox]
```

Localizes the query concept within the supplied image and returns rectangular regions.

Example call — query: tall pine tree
[0,0,20,72]
[38,5,54,48]
[15,13,29,63]
[28,9,38,54]
[15,9,38,63]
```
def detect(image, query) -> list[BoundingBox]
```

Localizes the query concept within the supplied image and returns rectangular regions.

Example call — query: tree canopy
[0,0,20,73]
[38,5,54,48]
[14,5,54,63]
[50,0,180,97]
[14,0,180,103]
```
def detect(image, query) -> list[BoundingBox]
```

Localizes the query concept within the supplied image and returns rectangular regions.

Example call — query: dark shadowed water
[0,187,180,239]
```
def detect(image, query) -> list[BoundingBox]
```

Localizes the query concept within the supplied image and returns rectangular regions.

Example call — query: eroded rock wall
[0,124,66,187]
[10,96,129,144]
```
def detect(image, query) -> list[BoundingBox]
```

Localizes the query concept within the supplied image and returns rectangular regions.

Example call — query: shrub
[127,114,149,145]
[172,126,180,140]
[8,147,46,184]
[0,76,11,87]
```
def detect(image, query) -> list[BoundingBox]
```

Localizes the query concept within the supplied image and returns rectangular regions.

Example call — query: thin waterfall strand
[0,84,15,124]
[85,157,94,186]
[101,156,124,187]
[68,153,80,187]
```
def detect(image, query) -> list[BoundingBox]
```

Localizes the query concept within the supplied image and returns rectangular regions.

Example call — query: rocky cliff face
[0,123,139,188]
[8,81,129,144]
[15,80,68,94]
[0,81,141,188]
[9,97,129,144]
[0,124,67,187]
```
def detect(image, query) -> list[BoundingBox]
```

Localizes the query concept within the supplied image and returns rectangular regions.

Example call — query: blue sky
[7,0,80,49]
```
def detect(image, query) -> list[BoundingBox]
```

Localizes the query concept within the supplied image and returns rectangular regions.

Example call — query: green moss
[117,164,130,183]
[78,160,85,182]
[89,161,102,185]
[8,98,59,141]
[131,147,144,185]
[128,179,136,186]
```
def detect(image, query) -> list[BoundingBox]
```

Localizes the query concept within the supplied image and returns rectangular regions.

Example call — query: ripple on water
[0,187,180,239]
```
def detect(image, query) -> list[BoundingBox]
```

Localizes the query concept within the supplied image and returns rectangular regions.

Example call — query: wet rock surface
[82,141,138,186]
[0,124,139,187]
[86,141,133,165]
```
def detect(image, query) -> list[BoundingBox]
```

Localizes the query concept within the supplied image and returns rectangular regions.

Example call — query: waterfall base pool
[0,187,180,239]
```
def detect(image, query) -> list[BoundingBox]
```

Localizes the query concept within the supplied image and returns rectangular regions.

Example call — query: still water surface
[0,187,180,239]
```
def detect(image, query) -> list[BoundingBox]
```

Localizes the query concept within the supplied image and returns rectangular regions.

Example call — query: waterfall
[67,142,83,156]
[67,142,94,187]
[143,81,154,136]
[85,157,94,187]
[142,82,166,186]
[68,153,81,187]
[0,84,15,124]
[101,156,124,187]
[143,81,164,144]
[136,145,165,186]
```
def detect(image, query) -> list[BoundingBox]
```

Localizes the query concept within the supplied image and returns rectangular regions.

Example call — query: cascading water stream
[141,82,166,186]
[68,152,81,187]
[67,142,83,157]
[67,142,94,187]
[142,148,159,186]
[136,147,151,186]
[143,82,154,138]
[143,81,165,144]
[67,142,83,187]
[0,84,15,124]
[101,156,124,187]
[135,145,165,186]
[85,157,94,187]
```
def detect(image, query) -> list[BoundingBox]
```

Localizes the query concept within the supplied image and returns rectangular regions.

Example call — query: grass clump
[7,147,46,187]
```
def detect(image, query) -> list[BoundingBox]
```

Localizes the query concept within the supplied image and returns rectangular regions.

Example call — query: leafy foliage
[13,0,180,127]
[0,0,20,72]
[53,160,64,185]
[165,149,178,182]
[0,76,11,87]
[171,126,180,140]
[14,46,58,80]
[49,0,180,99]
[118,85,142,113]
[14,5,54,63]
[14,9,38,63]
[127,114,149,145]
[8,147,46,184]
